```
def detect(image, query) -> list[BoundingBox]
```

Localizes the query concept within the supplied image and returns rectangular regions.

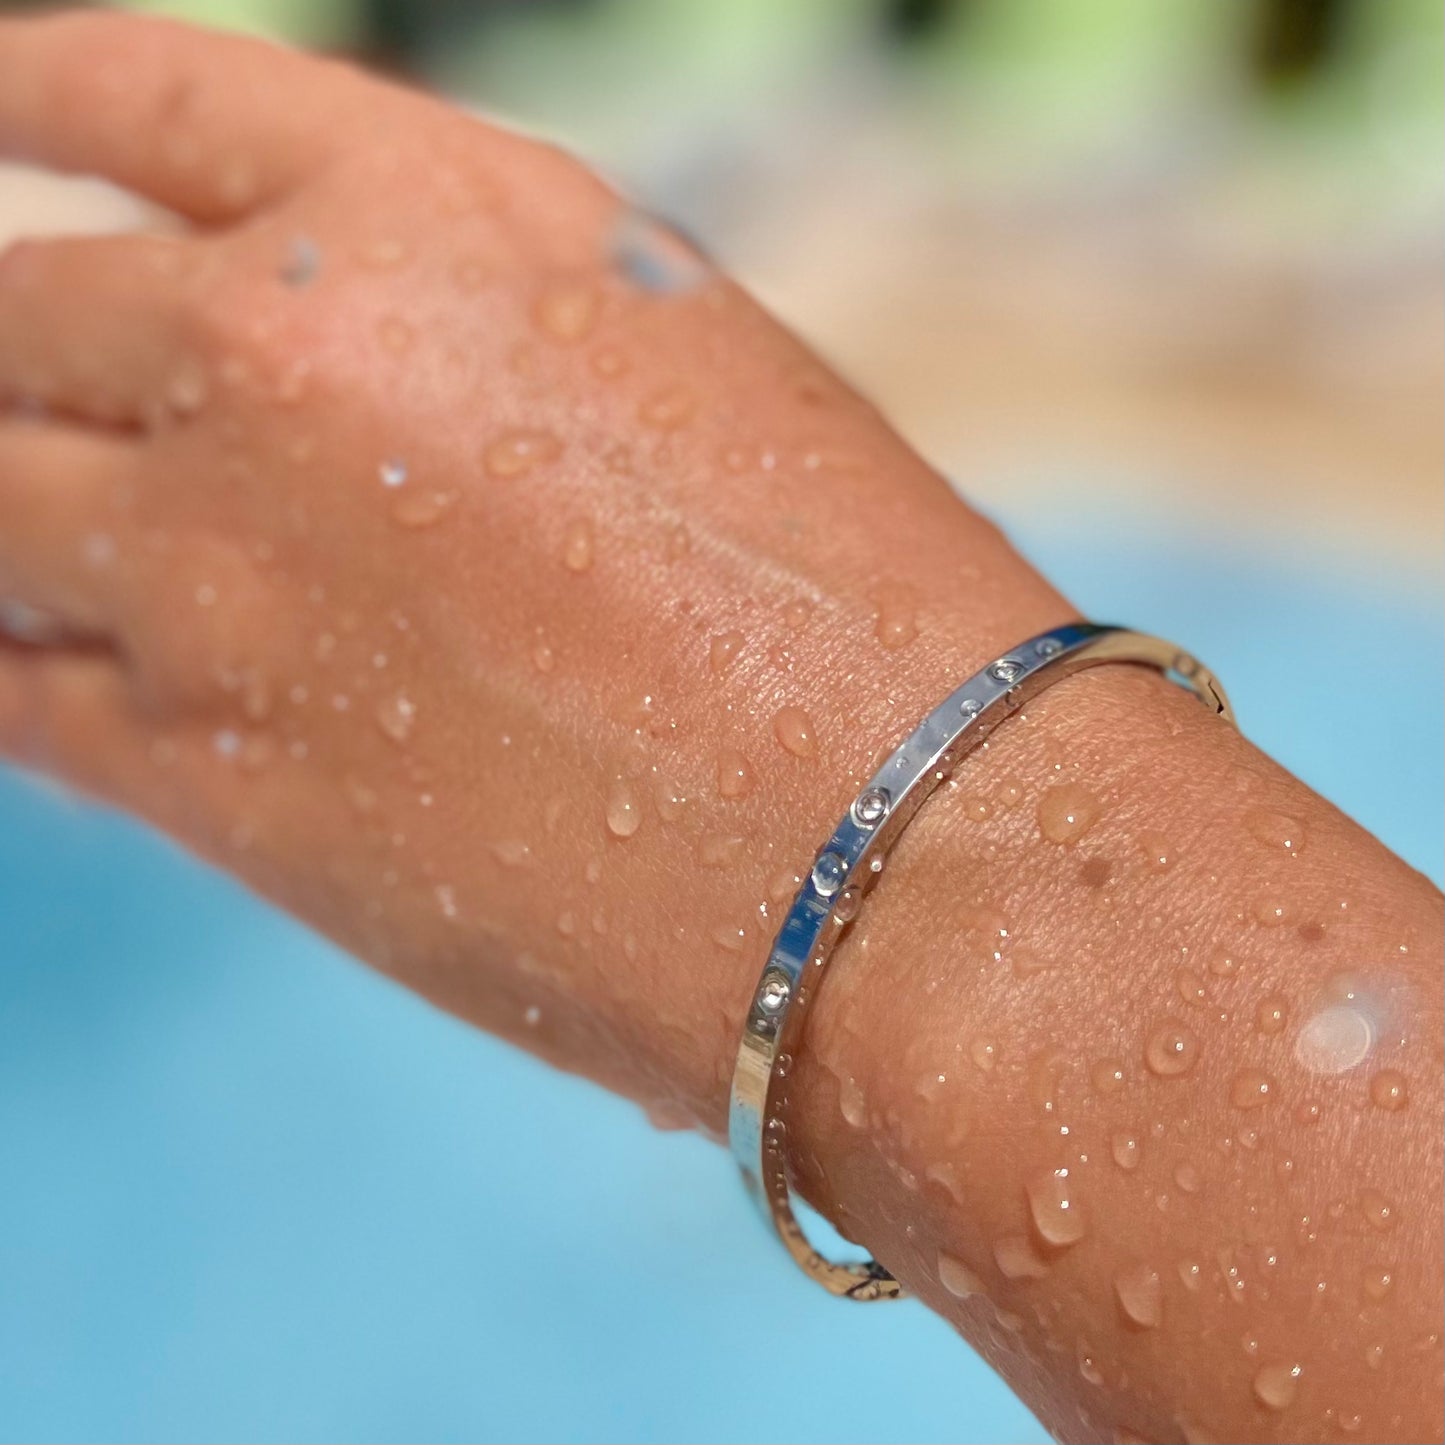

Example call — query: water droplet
[1229,1068,1273,1110]
[609,210,709,293]
[1026,1168,1087,1247]
[1177,1258,1203,1291]
[279,234,321,287]
[1252,1362,1301,1410]
[1245,807,1307,855]
[1208,946,1240,977]
[212,728,242,759]
[1091,1058,1126,1093]
[638,386,696,430]
[716,747,755,800]
[604,778,642,839]
[1368,1069,1408,1111]
[994,1234,1050,1279]
[1362,1265,1393,1301]
[1364,1342,1385,1370]
[873,595,918,650]
[378,457,408,488]
[562,518,595,572]
[938,1251,986,1298]
[1174,968,1207,1007]
[652,773,689,822]
[1114,1263,1163,1328]
[1359,1188,1397,1232]
[772,705,817,759]
[811,851,847,897]
[392,489,452,528]
[435,883,458,919]
[1111,1132,1142,1170]
[1256,995,1288,1035]
[709,630,744,674]
[590,346,628,379]
[375,692,416,743]
[1295,1005,1374,1075]
[1076,1339,1105,1386]
[533,279,598,341]
[484,429,562,478]
[710,921,746,953]
[969,1036,998,1072]
[164,361,208,415]
[839,1075,867,1128]
[1138,829,1175,871]
[1011,945,1057,979]
[1037,784,1102,845]
[1251,895,1292,927]
[491,839,533,868]
[1145,1019,1200,1078]
[698,833,747,868]
[523,1004,542,1028]
[780,599,812,631]
[1174,1162,1201,1193]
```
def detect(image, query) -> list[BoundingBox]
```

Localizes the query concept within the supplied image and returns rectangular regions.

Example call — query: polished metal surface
[727,622,1235,1299]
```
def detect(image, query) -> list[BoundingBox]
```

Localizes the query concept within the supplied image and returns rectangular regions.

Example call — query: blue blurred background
[0,1,1440,1440]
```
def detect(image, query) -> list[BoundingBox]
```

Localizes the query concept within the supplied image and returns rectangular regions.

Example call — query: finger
[0,641,153,810]
[0,10,370,221]
[0,417,134,633]
[0,232,193,424]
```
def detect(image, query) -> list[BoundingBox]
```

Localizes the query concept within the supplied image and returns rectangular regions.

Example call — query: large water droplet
[1245,807,1307,855]
[1252,1362,1301,1411]
[716,747,755,800]
[1026,1168,1087,1247]
[605,778,642,838]
[709,630,744,674]
[1111,1132,1142,1170]
[1295,1005,1374,1075]
[773,705,817,759]
[1037,784,1102,845]
[1359,1189,1397,1232]
[994,1234,1050,1279]
[938,1251,986,1299]
[1114,1263,1163,1328]
[873,594,918,650]
[1145,1019,1200,1077]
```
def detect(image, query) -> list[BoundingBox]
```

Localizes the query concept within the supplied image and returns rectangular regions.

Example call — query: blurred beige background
[3,0,1440,572]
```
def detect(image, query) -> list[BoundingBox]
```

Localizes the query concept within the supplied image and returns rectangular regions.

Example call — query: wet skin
[0,13,1440,1443]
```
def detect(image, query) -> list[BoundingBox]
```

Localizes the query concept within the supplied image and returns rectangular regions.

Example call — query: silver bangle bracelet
[727,621,1235,1300]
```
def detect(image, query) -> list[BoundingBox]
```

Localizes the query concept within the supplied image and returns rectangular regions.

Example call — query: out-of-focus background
[0,2,1440,1442]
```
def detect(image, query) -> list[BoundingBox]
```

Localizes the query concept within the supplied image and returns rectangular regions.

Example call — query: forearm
[255,314,1441,1441]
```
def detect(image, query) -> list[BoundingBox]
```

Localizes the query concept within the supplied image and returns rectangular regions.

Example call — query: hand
[0,10,1054,1124]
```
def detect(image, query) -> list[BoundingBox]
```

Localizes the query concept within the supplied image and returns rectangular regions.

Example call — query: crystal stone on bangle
[811,850,848,897]
[851,788,890,828]
[757,971,791,1014]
